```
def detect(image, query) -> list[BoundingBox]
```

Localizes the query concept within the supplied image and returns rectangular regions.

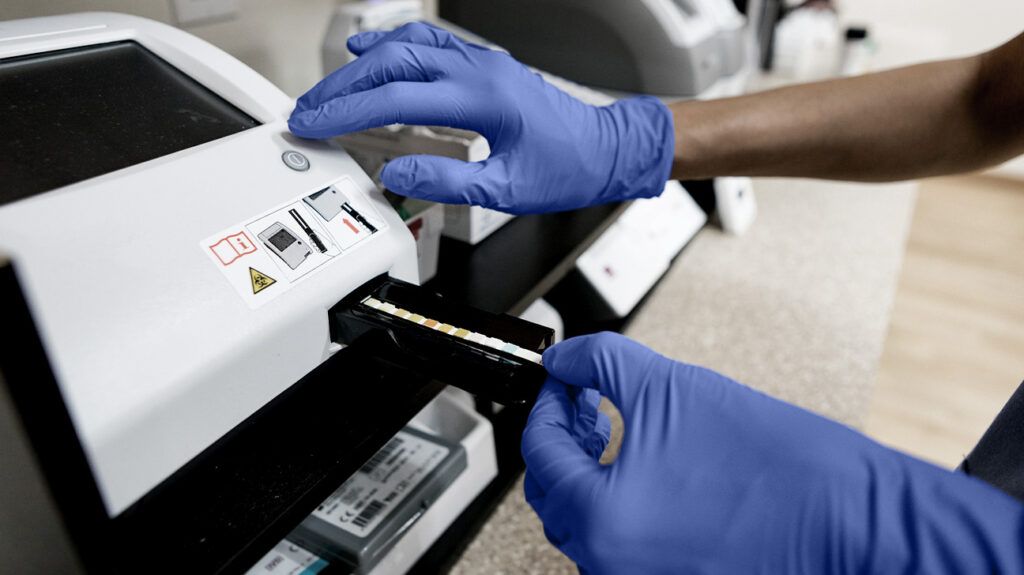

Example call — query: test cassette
[288,427,467,574]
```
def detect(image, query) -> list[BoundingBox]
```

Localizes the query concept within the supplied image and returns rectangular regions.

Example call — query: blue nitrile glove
[522,332,1024,574]
[288,22,674,214]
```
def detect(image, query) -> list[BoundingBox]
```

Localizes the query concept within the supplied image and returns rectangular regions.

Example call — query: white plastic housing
[577,182,707,317]
[0,12,418,515]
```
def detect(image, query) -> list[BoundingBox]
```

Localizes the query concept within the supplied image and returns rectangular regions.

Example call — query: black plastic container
[331,275,554,406]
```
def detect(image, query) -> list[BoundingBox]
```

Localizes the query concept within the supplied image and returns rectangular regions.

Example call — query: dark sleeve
[961,381,1024,502]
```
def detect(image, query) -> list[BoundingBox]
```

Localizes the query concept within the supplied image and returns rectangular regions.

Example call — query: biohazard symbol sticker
[249,267,277,295]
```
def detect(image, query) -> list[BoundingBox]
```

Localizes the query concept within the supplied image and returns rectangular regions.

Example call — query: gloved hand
[288,22,674,214]
[523,332,1024,574]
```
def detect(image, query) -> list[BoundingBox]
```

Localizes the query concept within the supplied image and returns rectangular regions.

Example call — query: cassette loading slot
[331,275,554,406]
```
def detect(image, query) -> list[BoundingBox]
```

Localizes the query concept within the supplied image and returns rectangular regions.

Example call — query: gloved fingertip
[542,343,572,380]
[346,30,387,55]
[546,332,636,380]
[288,102,310,119]
[286,109,317,133]
[293,92,316,113]
[380,157,418,196]
[541,345,558,368]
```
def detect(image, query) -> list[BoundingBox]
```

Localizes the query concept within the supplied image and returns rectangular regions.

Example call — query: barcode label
[360,436,404,475]
[352,500,386,528]
[312,431,450,537]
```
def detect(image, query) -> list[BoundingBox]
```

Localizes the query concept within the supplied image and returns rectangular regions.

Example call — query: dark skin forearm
[672,32,1024,181]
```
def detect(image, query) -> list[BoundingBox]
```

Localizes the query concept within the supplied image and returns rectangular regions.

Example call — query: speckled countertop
[449,178,918,574]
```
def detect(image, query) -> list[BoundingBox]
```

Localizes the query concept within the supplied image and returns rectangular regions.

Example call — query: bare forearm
[672,33,1024,181]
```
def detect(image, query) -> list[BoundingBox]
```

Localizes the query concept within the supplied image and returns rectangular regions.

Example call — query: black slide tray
[330,274,554,406]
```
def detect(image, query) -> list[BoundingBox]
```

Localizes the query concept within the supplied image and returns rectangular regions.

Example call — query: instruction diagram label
[209,231,257,266]
[200,177,385,308]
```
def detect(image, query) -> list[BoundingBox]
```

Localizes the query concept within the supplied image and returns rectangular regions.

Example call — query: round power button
[281,150,310,172]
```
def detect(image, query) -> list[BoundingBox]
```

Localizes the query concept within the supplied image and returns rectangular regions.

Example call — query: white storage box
[341,126,514,245]
[443,203,514,245]
[401,199,445,283]
[576,181,707,317]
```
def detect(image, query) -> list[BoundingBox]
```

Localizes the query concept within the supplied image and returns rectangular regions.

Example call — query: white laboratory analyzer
[0,12,555,574]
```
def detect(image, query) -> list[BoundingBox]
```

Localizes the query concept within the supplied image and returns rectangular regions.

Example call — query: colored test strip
[360,296,543,365]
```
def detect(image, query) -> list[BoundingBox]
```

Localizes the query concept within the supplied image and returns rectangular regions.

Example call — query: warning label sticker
[249,268,276,295]
[200,177,385,308]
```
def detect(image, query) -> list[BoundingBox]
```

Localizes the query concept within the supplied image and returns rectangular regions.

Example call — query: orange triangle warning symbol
[249,267,277,295]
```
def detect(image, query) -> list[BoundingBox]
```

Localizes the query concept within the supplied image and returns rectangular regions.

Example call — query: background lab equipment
[439,0,750,97]
[0,12,554,573]
[436,0,761,238]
